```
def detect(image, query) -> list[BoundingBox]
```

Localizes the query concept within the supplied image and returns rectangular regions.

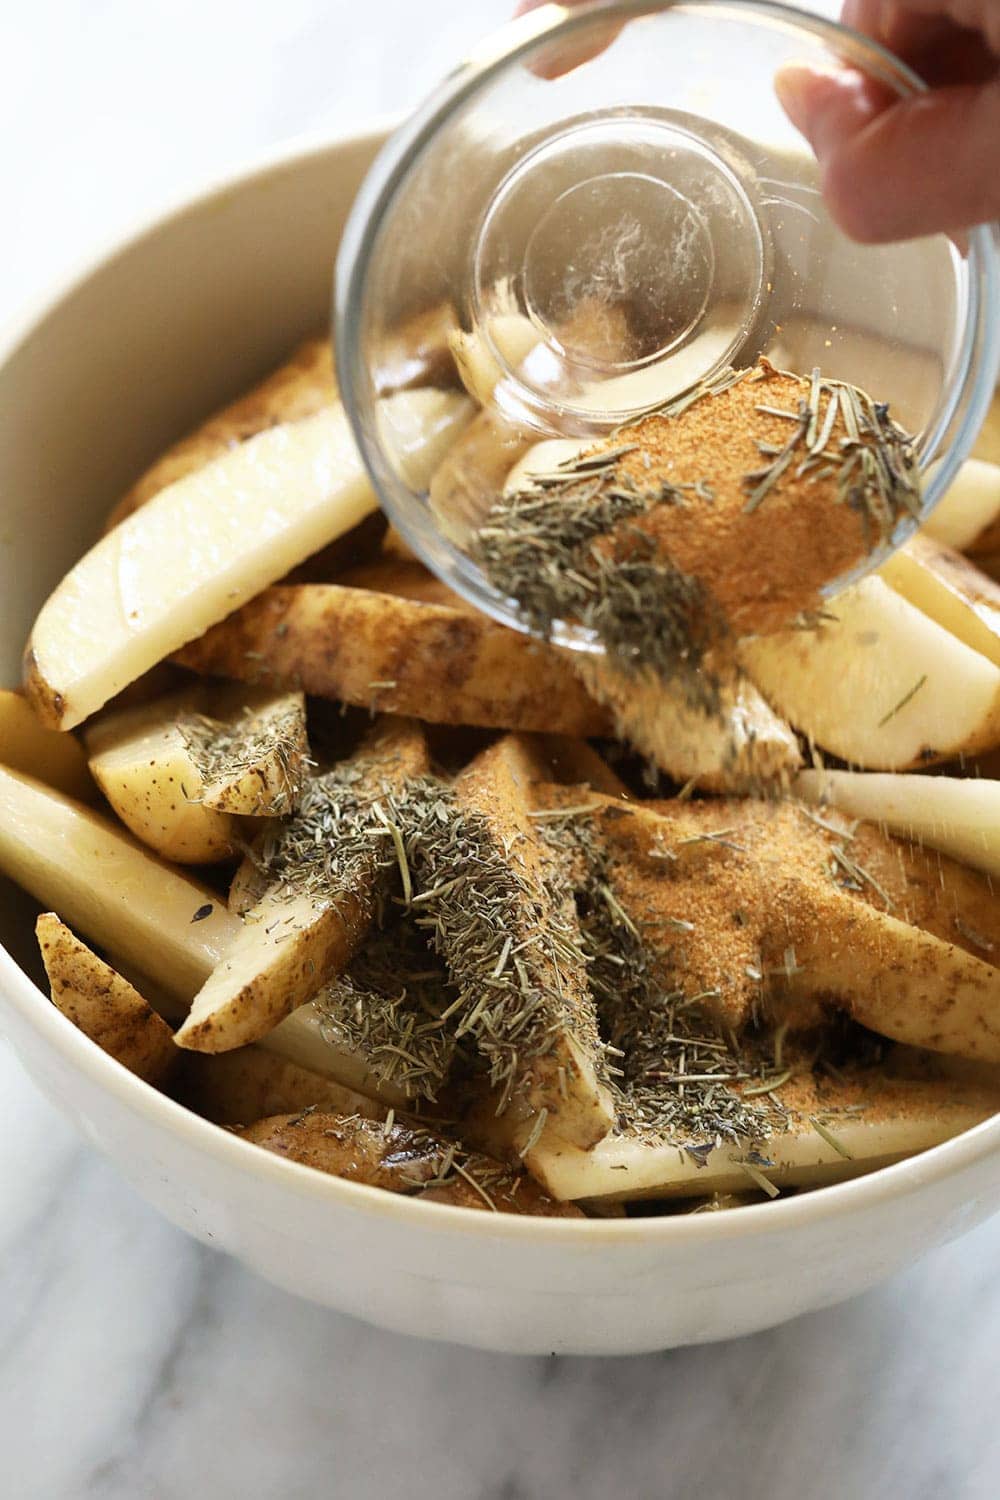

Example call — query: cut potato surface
[526,1070,999,1202]
[741,575,1000,769]
[0,688,94,801]
[575,656,801,791]
[176,1043,387,1126]
[36,914,176,1085]
[175,583,609,737]
[0,765,239,1011]
[376,388,474,490]
[880,534,1000,669]
[796,768,1000,880]
[25,389,468,731]
[84,693,239,864]
[921,459,1000,553]
[174,719,430,1053]
[104,338,337,530]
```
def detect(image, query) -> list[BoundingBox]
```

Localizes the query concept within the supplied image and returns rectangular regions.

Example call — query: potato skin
[175,584,610,737]
[36,914,176,1084]
[240,1111,583,1216]
[104,338,337,531]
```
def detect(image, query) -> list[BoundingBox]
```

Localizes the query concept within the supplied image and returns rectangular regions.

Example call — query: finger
[821,80,1000,240]
[515,1,623,80]
[775,62,890,158]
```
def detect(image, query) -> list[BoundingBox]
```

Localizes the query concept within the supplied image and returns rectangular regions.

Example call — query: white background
[4,3,1000,1498]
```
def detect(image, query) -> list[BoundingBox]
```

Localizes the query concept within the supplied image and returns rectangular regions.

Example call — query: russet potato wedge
[175,1043,388,1126]
[0,688,94,801]
[257,1003,409,1108]
[185,688,309,816]
[796,768,1000,880]
[575,656,801,791]
[880,534,1000,669]
[449,316,542,409]
[175,583,609,737]
[535,788,1000,1059]
[449,737,616,1151]
[0,765,239,1010]
[741,575,1000,769]
[36,914,176,1084]
[174,719,430,1054]
[240,1110,583,1216]
[25,389,469,731]
[84,693,239,864]
[524,1069,1000,1202]
[920,459,1000,553]
[84,686,308,862]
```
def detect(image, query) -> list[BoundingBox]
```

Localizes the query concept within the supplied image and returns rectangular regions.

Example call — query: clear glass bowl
[335,0,1000,648]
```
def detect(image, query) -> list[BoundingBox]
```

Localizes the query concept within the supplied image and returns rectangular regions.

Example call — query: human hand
[777,2,1000,242]
[515,1,1000,243]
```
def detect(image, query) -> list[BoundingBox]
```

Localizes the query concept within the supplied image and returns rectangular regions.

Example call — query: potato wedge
[443,737,616,1150]
[175,1044,387,1126]
[175,583,609,737]
[525,1069,999,1202]
[84,693,240,864]
[0,688,94,801]
[257,1003,409,1108]
[796,768,1000,880]
[741,575,1000,768]
[880,534,1000,668]
[449,316,542,408]
[240,1110,583,1215]
[921,459,1000,553]
[376,387,474,490]
[0,765,239,1011]
[178,688,309,816]
[575,656,801,791]
[25,389,469,731]
[174,719,430,1054]
[36,914,176,1084]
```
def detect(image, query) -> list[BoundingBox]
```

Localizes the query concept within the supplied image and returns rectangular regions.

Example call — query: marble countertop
[3,2,1000,1496]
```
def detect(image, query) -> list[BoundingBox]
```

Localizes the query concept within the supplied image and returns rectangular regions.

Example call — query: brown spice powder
[602,361,902,636]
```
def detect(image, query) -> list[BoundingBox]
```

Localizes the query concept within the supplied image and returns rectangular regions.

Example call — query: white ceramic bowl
[2,127,1000,1357]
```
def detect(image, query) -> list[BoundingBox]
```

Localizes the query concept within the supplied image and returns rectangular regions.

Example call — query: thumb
[776,63,1000,242]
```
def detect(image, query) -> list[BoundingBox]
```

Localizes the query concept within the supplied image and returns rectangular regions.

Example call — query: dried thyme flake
[315,918,457,1101]
[877,674,928,728]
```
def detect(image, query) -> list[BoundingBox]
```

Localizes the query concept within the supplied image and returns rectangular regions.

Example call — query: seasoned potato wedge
[575,656,801,791]
[174,719,430,1053]
[525,1069,1000,1202]
[741,575,1000,768]
[0,688,94,801]
[25,389,469,731]
[880,534,1000,669]
[175,583,609,737]
[176,1044,387,1126]
[240,1110,583,1216]
[796,768,1000,880]
[84,693,239,863]
[36,914,176,1084]
[0,765,238,1011]
[449,737,616,1151]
